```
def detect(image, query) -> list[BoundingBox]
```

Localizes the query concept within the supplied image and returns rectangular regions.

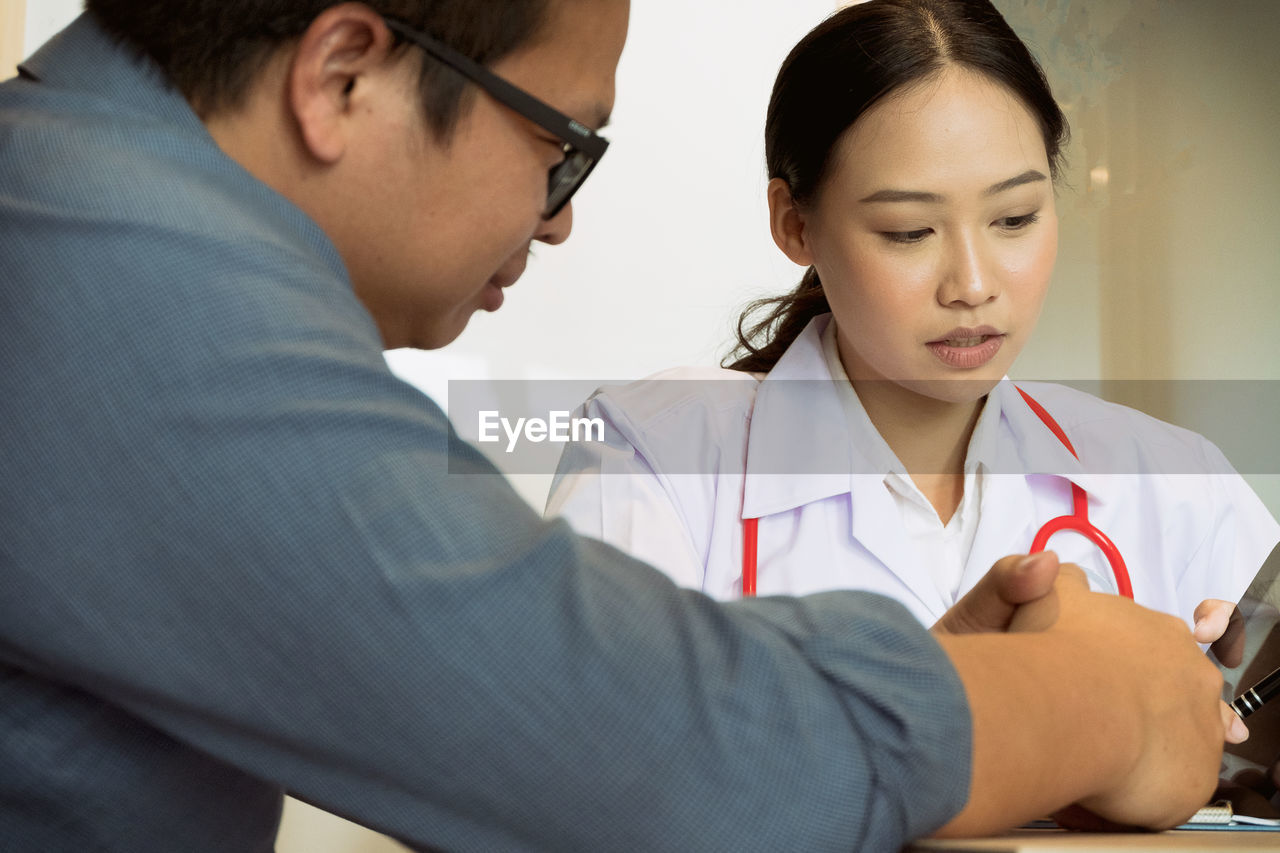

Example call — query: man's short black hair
[85,0,552,136]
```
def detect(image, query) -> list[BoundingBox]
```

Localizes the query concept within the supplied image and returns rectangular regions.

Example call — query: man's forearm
[935,632,1138,835]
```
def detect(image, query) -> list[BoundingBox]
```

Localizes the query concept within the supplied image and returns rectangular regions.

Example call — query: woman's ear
[767,177,815,266]
[287,2,397,164]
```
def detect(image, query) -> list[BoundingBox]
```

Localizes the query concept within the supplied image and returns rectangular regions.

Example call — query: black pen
[1232,665,1280,719]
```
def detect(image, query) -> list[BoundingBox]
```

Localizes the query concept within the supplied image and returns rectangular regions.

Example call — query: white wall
[386,0,834,386]
[21,0,80,51]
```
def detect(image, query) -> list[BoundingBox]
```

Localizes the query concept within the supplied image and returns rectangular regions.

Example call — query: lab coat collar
[740,316,928,602]
[739,318,1106,521]
[741,315,853,519]
[990,381,1107,501]
[959,384,1105,598]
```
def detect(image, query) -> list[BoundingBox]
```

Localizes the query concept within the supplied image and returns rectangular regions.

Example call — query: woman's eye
[996,212,1041,231]
[883,228,932,244]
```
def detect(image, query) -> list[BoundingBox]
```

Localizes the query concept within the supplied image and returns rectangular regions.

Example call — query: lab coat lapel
[740,315,955,618]
[958,381,1096,597]
[847,476,951,619]
[741,317,850,520]
[740,318,941,614]
[961,474,1038,596]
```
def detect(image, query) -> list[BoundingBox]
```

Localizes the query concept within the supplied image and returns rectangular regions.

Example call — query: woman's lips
[926,327,1005,369]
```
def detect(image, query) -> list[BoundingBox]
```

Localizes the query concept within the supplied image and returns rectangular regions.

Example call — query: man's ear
[767,177,815,267]
[288,2,397,164]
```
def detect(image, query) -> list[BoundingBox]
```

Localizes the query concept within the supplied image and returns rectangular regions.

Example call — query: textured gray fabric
[0,14,972,851]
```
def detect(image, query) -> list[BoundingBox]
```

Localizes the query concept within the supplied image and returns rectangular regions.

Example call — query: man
[0,0,1234,849]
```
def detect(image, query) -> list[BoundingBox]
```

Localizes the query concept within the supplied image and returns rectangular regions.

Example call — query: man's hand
[936,566,1231,836]
[932,551,1061,636]
[1069,590,1228,827]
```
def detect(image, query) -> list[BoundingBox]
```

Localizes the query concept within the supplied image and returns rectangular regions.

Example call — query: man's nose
[536,201,573,246]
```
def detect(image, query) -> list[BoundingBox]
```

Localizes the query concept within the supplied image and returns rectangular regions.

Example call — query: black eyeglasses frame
[383,17,609,219]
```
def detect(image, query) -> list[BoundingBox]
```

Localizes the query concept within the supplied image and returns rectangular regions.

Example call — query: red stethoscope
[740,387,1134,599]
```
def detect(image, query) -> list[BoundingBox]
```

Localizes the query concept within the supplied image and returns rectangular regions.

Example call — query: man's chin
[394,314,470,352]
[480,281,507,313]
[388,290,505,351]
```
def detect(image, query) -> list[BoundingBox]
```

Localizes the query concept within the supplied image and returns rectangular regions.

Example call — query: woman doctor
[546,0,1278,647]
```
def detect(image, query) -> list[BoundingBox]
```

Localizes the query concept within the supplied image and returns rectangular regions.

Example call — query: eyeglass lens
[546,150,592,218]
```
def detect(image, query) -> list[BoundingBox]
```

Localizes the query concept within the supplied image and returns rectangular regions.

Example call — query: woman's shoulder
[582,365,763,436]
[562,366,764,481]
[1011,381,1231,475]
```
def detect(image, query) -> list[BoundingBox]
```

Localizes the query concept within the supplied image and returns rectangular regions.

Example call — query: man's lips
[489,269,522,290]
[480,259,527,312]
[490,251,531,291]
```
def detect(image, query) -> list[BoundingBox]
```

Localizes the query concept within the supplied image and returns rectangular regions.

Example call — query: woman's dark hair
[85,0,549,134]
[726,0,1068,373]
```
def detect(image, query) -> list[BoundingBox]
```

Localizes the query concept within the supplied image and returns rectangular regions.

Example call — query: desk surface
[909,829,1280,851]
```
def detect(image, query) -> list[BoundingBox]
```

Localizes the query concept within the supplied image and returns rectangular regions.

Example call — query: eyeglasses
[384,18,609,220]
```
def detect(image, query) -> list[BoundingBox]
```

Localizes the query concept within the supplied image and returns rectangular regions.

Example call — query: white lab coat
[547,315,1279,627]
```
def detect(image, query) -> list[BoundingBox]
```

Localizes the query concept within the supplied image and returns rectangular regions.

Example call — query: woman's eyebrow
[858,169,1048,204]
[858,188,945,204]
[984,169,1048,196]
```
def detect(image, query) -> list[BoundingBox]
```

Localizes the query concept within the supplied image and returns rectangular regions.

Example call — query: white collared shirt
[819,320,994,607]
[546,315,1279,627]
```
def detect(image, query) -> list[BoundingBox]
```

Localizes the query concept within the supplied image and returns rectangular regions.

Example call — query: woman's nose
[937,234,998,307]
